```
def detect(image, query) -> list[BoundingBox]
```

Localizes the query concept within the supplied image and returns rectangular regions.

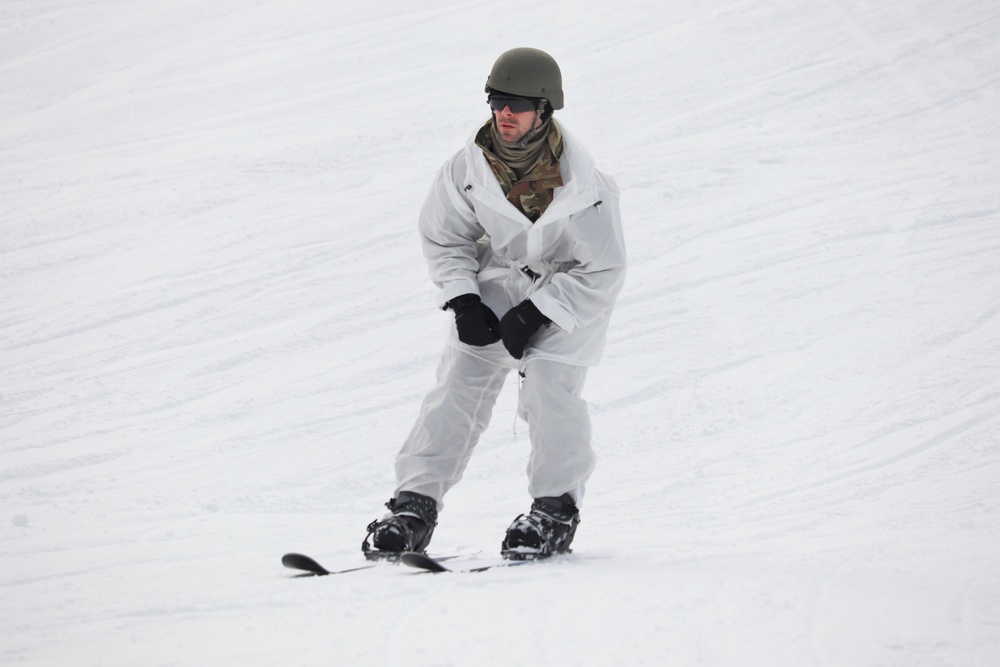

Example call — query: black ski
[282,548,477,577]
[281,553,378,576]
[401,551,542,573]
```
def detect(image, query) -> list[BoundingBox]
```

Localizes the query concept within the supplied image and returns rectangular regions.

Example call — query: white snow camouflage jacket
[419,120,627,367]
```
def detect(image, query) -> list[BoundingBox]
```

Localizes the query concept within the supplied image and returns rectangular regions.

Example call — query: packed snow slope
[2,1,999,665]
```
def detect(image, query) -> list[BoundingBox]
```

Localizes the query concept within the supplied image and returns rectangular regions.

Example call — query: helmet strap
[537,98,553,123]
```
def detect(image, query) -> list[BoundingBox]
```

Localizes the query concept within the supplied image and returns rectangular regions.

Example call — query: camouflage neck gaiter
[487,117,552,180]
[475,118,564,222]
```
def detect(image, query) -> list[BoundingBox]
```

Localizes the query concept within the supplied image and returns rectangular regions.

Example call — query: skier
[364,47,626,560]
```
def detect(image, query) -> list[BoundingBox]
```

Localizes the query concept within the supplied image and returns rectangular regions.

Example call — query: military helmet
[485,47,564,110]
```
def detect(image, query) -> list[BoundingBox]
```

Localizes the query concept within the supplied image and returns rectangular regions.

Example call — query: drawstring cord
[512,365,527,438]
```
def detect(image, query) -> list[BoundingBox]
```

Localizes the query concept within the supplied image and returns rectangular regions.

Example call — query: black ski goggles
[488,94,539,114]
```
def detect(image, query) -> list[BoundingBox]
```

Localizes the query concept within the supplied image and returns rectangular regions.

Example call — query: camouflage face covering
[475,118,564,223]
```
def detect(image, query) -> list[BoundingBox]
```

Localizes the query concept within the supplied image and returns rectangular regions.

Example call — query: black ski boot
[363,491,438,560]
[501,493,580,560]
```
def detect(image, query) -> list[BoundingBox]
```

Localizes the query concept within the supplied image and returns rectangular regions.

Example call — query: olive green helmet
[485,47,564,110]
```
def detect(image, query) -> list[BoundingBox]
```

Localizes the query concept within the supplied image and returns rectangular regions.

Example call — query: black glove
[499,299,550,359]
[447,294,500,346]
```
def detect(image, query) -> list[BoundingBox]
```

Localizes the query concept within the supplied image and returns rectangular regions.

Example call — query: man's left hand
[499,299,551,359]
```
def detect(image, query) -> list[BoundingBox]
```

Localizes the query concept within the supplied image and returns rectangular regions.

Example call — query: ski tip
[282,552,330,576]
[401,551,451,573]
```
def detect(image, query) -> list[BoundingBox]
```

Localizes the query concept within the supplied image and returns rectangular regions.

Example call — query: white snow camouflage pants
[394,342,595,510]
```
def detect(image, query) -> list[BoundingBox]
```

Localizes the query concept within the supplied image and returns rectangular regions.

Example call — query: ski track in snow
[2,1,1000,665]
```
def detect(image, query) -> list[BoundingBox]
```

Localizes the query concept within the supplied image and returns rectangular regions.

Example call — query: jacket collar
[465,120,601,224]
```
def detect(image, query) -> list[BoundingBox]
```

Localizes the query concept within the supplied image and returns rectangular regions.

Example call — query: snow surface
[2,0,1000,665]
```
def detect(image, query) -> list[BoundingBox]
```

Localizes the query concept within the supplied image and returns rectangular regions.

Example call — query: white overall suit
[394,120,626,510]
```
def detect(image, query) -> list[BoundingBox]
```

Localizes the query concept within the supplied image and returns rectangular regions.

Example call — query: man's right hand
[446,294,501,347]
